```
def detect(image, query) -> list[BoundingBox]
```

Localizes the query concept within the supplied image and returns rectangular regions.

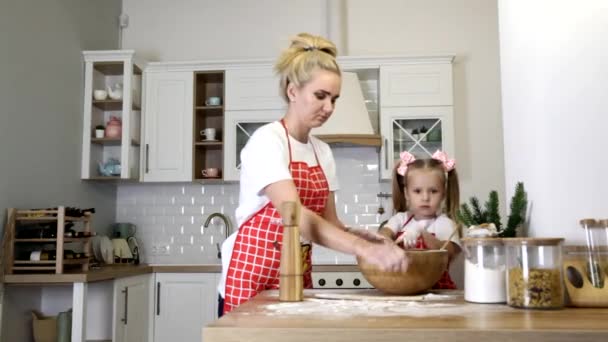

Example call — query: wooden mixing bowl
[357,249,449,295]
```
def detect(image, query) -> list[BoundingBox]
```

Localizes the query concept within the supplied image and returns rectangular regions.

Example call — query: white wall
[499,0,608,243]
[122,0,327,61]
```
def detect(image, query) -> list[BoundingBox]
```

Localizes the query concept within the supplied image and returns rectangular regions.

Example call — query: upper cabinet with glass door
[81,50,146,180]
[223,110,284,181]
[378,58,454,179]
[380,107,454,179]
[223,66,285,181]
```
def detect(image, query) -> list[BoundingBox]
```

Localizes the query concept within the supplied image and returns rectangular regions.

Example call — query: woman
[218,33,409,315]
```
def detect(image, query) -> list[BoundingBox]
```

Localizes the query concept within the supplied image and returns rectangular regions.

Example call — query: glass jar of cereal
[504,237,565,309]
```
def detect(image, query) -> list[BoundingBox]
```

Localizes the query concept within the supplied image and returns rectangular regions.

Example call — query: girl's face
[405,168,445,220]
[287,68,341,128]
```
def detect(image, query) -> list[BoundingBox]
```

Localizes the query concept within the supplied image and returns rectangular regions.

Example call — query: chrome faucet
[204,212,233,259]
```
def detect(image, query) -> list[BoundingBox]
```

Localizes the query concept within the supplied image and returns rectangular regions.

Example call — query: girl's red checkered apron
[223,120,329,313]
[395,216,456,289]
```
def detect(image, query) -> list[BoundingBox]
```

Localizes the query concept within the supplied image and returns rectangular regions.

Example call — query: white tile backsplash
[116,147,393,265]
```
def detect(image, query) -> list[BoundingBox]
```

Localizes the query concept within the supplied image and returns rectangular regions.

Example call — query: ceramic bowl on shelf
[93,89,108,100]
[357,249,448,295]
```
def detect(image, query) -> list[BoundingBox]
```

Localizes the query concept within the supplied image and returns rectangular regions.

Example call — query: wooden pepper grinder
[279,201,303,302]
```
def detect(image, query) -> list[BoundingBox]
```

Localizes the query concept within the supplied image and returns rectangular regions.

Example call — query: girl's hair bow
[397,151,416,176]
[432,150,456,172]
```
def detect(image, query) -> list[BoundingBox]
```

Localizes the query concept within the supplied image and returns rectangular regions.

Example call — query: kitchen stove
[312,272,372,289]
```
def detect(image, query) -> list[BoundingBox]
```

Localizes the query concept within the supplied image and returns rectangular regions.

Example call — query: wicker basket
[358,249,448,295]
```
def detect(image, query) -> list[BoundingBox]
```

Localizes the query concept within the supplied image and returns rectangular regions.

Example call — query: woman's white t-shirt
[384,212,460,247]
[217,121,339,296]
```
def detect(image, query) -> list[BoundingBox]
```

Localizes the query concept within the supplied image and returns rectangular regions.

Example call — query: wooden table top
[204,289,608,342]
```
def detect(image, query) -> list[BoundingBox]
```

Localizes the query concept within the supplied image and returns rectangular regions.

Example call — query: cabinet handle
[145,144,150,173]
[121,287,128,325]
[384,138,388,169]
[156,282,161,315]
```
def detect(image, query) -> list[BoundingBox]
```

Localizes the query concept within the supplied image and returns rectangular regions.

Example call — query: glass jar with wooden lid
[503,237,565,309]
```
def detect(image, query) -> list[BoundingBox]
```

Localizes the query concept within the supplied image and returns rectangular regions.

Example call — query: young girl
[378,150,461,289]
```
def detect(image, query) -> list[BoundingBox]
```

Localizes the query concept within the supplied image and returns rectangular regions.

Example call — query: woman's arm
[264,180,409,272]
[322,191,347,229]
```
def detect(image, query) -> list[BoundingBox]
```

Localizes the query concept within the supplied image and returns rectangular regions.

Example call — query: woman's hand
[356,239,409,272]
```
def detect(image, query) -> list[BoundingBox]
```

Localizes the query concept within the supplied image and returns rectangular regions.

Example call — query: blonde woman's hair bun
[274,32,340,102]
[290,32,338,57]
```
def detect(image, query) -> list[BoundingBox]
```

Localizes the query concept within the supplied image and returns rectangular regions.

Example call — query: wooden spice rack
[4,207,94,274]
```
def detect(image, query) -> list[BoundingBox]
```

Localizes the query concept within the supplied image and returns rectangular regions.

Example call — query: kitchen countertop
[203,289,608,342]
[1,264,359,284]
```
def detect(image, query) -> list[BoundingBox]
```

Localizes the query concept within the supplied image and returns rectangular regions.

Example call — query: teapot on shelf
[98,158,121,176]
[105,116,122,138]
[106,83,123,100]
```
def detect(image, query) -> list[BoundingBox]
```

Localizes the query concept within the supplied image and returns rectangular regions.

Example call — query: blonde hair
[274,33,341,103]
[391,158,460,221]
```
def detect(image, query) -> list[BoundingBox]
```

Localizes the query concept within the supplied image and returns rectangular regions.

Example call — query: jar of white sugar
[463,238,506,303]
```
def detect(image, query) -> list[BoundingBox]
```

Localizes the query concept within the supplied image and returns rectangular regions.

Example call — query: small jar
[504,238,565,309]
[463,238,506,303]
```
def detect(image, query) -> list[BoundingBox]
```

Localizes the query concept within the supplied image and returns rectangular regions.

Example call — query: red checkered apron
[395,215,456,289]
[223,120,329,313]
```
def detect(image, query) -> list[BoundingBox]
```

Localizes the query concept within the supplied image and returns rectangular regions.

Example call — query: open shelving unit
[4,207,94,274]
[81,50,146,180]
[193,71,225,181]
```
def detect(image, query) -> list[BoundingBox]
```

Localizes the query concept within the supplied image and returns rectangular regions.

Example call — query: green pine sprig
[456,182,527,237]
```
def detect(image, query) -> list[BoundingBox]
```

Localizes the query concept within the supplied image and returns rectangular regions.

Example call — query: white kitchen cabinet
[81,50,146,180]
[378,59,455,180]
[223,110,284,181]
[113,274,154,342]
[141,71,193,181]
[153,273,219,342]
[379,64,453,107]
[225,67,285,111]
[379,106,455,180]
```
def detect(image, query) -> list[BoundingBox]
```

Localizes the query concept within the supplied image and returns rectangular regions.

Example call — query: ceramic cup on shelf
[93,89,108,100]
[205,96,221,106]
[202,167,219,178]
[200,128,217,141]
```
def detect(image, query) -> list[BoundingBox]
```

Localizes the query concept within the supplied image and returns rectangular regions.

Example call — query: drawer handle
[145,144,150,173]
[384,138,388,169]
[156,282,161,315]
[121,287,128,324]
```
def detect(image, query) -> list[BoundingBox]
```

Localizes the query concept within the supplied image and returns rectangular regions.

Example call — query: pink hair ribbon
[397,151,416,176]
[432,150,456,172]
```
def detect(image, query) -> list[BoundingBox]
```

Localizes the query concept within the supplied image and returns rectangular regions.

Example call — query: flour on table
[263,297,513,317]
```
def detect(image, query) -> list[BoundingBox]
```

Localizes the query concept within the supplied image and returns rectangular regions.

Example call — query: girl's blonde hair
[274,33,341,103]
[391,158,460,220]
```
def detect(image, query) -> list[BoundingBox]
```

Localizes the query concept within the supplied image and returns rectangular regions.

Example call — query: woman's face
[287,68,341,128]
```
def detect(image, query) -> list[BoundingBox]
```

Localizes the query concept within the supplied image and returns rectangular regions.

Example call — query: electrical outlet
[151,244,171,255]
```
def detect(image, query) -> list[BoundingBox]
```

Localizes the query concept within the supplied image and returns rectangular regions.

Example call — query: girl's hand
[356,239,409,272]
[420,231,442,249]
[396,226,424,248]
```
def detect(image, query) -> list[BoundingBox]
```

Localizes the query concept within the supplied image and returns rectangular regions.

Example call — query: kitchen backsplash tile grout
[116,147,393,265]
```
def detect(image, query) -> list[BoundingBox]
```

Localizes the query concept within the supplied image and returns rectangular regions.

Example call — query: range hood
[312,72,382,147]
